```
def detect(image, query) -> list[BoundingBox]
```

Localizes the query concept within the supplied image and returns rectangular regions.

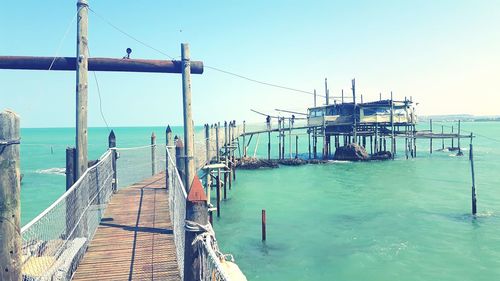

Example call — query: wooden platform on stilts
[72,172,181,281]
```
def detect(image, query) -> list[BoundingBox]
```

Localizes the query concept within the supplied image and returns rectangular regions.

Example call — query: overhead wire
[87,47,111,132]
[88,7,319,98]
[48,8,81,71]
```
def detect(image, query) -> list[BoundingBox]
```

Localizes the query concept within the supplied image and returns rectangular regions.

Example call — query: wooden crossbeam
[0,56,204,74]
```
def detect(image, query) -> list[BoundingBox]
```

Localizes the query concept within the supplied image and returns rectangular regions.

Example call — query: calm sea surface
[19,122,500,281]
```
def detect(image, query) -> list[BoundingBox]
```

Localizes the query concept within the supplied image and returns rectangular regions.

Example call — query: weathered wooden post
[278,118,282,159]
[441,125,445,150]
[390,92,395,159]
[314,89,317,107]
[469,138,477,215]
[243,121,247,158]
[429,119,433,154]
[166,126,173,190]
[262,209,267,241]
[325,78,329,105]
[175,136,186,188]
[0,110,21,280]
[223,121,228,199]
[267,130,271,160]
[205,124,210,165]
[181,43,195,189]
[184,176,209,281]
[76,0,89,179]
[457,120,463,156]
[151,132,157,175]
[108,130,117,192]
[451,126,454,148]
[352,79,357,143]
[66,147,77,190]
[308,129,311,159]
[295,135,299,159]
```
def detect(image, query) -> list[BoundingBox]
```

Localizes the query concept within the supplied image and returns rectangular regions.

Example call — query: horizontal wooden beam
[0,56,203,74]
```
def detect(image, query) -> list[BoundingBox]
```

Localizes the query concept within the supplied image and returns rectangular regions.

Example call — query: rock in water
[370,151,392,160]
[333,143,369,161]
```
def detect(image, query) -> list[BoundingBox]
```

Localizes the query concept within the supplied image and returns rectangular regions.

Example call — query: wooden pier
[72,172,180,281]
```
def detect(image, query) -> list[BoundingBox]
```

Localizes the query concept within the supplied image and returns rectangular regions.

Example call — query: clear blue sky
[1,0,499,128]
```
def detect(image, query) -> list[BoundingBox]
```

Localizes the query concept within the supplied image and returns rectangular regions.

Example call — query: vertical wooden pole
[314,89,317,107]
[278,118,281,159]
[429,119,433,154]
[267,130,271,160]
[469,139,477,215]
[184,176,209,281]
[181,43,195,190]
[325,78,329,105]
[374,123,378,154]
[308,129,311,159]
[313,128,317,159]
[413,124,417,157]
[0,110,21,280]
[151,132,156,175]
[295,135,299,159]
[76,0,89,179]
[243,121,247,157]
[441,125,444,150]
[175,136,186,189]
[216,168,221,217]
[390,92,395,159]
[281,119,285,159]
[205,124,210,165]
[166,126,173,190]
[215,123,220,162]
[262,209,267,241]
[224,121,228,199]
[457,120,463,156]
[66,147,77,190]
[451,126,454,148]
[108,130,117,191]
[352,79,357,143]
[229,122,233,190]
[288,119,292,159]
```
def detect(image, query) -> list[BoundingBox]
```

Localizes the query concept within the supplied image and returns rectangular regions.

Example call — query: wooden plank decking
[72,173,181,281]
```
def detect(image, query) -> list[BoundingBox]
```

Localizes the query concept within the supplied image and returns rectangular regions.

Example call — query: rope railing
[21,150,114,281]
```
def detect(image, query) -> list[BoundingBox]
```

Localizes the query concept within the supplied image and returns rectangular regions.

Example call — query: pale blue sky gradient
[1,0,499,127]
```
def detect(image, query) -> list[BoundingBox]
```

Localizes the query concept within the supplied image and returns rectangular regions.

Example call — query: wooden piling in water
[295,135,299,159]
[429,119,433,154]
[308,129,311,159]
[441,125,445,150]
[151,132,156,175]
[262,209,267,241]
[469,138,477,215]
[224,121,228,199]
[457,120,463,156]
[0,110,21,280]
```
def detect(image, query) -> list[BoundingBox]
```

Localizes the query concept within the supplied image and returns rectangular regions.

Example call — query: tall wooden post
[184,176,209,281]
[390,91,395,159]
[243,121,247,157]
[457,120,463,156]
[267,130,271,160]
[151,132,157,175]
[215,123,220,162]
[66,147,77,190]
[205,124,210,165]
[469,139,477,215]
[451,126,454,148]
[429,119,433,154]
[175,136,186,189]
[295,135,299,159]
[76,0,89,179]
[352,79,357,142]
[314,89,317,107]
[278,118,282,159]
[181,43,195,190]
[325,78,329,105]
[441,125,444,150]
[308,129,311,159]
[288,119,292,159]
[108,130,117,192]
[166,126,173,190]
[223,121,228,199]
[0,110,21,280]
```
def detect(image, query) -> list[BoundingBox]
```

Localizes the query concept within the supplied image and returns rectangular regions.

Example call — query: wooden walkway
[72,173,181,281]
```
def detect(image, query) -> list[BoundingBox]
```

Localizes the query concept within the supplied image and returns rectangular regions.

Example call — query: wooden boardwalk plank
[72,173,181,281]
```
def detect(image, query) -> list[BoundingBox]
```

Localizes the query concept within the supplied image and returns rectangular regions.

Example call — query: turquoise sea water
[18,122,500,280]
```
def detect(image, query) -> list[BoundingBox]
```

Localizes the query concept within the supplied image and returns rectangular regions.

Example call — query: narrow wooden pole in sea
[151,132,157,176]
[469,136,477,215]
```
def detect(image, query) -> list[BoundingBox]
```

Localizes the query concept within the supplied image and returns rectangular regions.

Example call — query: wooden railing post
[184,176,208,281]
[151,132,156,176]
[0,110,21,280]
[108,130,117,192]
[175,136,186,189]
[166,125,173,190]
